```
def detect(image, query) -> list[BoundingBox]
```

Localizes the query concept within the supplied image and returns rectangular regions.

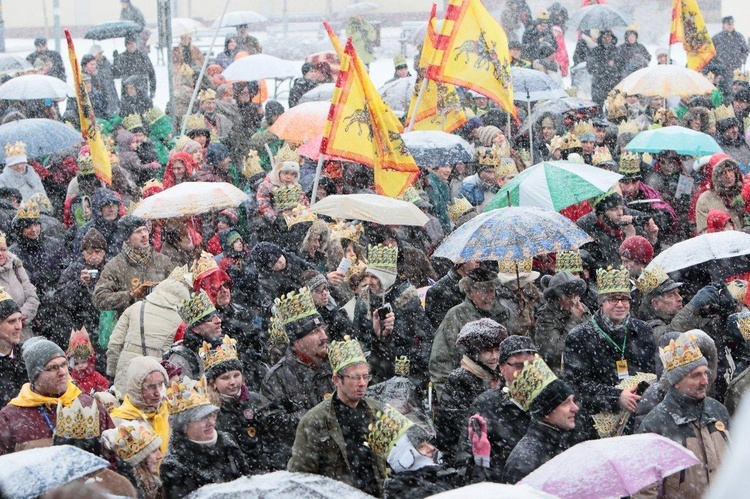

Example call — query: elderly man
[26,37,66,81]
[168,290,224,381]
[425,261,480,329]
[0,142,47,202]
[288,336,386,496]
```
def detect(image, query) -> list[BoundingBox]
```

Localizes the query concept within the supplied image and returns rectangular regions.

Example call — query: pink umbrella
[520,433,700,498]
[297,135,350,162]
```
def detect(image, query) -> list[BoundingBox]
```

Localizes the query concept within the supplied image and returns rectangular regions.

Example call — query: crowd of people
[0,1,749,498]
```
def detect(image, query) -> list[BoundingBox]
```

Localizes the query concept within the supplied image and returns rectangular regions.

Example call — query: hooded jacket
[695,154,744,233]
[73,188,123,259]
[589,31,623,105]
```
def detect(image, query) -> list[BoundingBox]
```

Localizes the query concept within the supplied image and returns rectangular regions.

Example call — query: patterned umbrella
[433,206,592,263]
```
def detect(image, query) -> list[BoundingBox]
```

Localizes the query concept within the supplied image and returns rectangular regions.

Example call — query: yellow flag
[323,21,345,60]
[427,0,516,119]
[65,30,111,185]
[669,0,716,71]
[322,40,419,198]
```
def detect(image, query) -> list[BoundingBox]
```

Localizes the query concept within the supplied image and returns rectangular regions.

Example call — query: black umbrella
[568,4,634,31]
[84,20,143,40]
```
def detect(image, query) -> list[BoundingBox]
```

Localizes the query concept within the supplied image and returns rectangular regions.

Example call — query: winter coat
[576,210,649,270]
[521,23,557,64]
[256,253,313,315]
[716,135,750,172]
[26,49,66,81]
[426,170,452,234]
[0,199,15,237]
[237,34,262,55]
[588,32,624,106]
[288,78,321,108]
[0,165,47,202]
[171,44,204,78]
[288,396,387,496]
[384,465,466,499]
[695,160,745,234]
[459,173,497,211]
[725,365,750,416]
[160,430,249,497]
[636,388,730,499]
[425,268,465,329]
[617,41,651,76]
[503,419,573,484]
[318,298,356,342]
[113,50,156,97]
[0,253,39,338]
[10,235,68,297]
[55,258,104,334]
[73,188,125,259]
[533,300,591,376]
[712,29,749,70]
[0,344,25,408]
[216,385,271,473]
[218,301,268,391]
[92,57,119,117]
[644,304,707,344]
[260,349,333,470]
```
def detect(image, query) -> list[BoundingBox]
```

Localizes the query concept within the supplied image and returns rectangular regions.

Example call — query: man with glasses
[289,336,386,496]
[0,337,113,455]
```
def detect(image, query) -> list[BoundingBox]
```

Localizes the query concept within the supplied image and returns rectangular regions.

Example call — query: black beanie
[0,295,20,322]
[118,215,148,240]
[595,192,623,215]
[285,313,326,341]
[529,379,574,419]
[251,242,284,271]
[205,358,244,382]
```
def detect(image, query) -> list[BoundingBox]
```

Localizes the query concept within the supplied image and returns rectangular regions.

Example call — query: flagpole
[310,155,326,205]
[407,77,429,132]
[528,100,533,161]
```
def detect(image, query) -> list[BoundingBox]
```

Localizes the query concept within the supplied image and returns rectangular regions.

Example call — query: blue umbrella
[402,131,474,167]
[0,119,82,162]
[433,206,592,263]
[625,126,721,156]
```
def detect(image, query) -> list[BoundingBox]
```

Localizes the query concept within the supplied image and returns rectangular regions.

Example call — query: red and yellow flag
[65,30,111,185]
[322,39,419,198]
[427,0,516,119]
[670,0,715,71]
[323,21,345,60]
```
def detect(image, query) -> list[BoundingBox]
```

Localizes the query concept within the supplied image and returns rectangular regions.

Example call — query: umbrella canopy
[484,161,623,212]
[625,126,721,156]
[84,20,143,40]
[0,118,82,161]
[269,101,330,146]
[0,445,109,499]
[296,135,349,162]
[378,76,417,117]
[615,65,715,97]
[0,74,72,100]
[296,83,335,105]
[519,97,598,134]
[222,54,300,82]
[0,54,32,75]
[511,67,568,102]
[211,10,268,28]
[188,471,373,498]
[132,182,249,219]
[429,482,557,498]
[568,4,634,31]
[433,206,592,263]
[340,2,380,17]
[311,194,429,227]
[520,433,700,499]
[647,230,750,276]
[401,131,474,167]
[171,17,204,36]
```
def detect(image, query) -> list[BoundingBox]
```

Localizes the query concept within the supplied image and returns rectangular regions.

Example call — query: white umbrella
[222,54,300,82]
[311,194,429,227]
[340,2,380,17]
[379,75,417,117]
[0,74,72,100]
[211,10,268,28]
[297,83,335,105]
[646,230,750,277]
[132,182,249,219]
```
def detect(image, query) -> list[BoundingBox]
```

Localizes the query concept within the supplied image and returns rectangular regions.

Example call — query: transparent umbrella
[0,74,72,100]
[0,118,82,161]
[211,11,268,28]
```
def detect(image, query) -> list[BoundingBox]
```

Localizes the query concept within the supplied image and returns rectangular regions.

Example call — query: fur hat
[540,272,586,301]
[458,267,501,294]
[81,227,108,252]
[456,318,507,355]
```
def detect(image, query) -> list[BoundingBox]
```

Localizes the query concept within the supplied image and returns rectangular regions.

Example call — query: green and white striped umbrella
[484,161,622,212]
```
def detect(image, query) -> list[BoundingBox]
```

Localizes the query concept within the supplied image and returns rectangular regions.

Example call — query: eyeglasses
[505,361,526,370]
[341,374,372,382]
[605,296,631,304]
[43,361,69,373]
[143,381,166,393]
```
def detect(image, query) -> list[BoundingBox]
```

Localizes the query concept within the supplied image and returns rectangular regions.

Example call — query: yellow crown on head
[596,266,630,295]
[329,335,367,374]
[108,421,160,464]
[143,106,165,125]
[169,264,191,283]
[448,197,474,222]
[200,335,239,372]
[30,192,53,214]
[275,142,300,164]
[274,287,318,326]
[549,135,565,152]
[345,259,368,281]
[498,257,533,274]
[123,113,144,131]
[367,404,414,457]
[565,87,578,97]
[660,334,705,372]
[714,104,736,121]
[4,141,26,159]
[184,114,207,131]
[508,354,557,410]
[592,147,614,166]
[191,251,218,280]
[626,23,639,32]
[76,151,95,176]
[619,151,641,175]
[273,184,303,211]
[368,244,398,271]
[475,146,501,166]
[607,92,627,120]
[0,285,12,304]
[636,264,670,295]
[495,158,518,179]
[329,221,363,243]
[178,63,195,76]
[560,134,582,151]
[268,315,289,345]
[243,150,264,178]
[395,355,410,376]
[198,88,217,102]
[165,377,213,415]
[142,178,163,193]
[55,398,100,440]
[573,120,595,138]
[102,135,116,154]
[15,200,40,220]
[617,119,640,136]
[734,68,749,83]
[556,251,583,273]
[727,279,747,306]
[284,205,318,227]
[537,9,550,20]
[734,313,750,341]
[178,290,216,327]
[653,108,676,126]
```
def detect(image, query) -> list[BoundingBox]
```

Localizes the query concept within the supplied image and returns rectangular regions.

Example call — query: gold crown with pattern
[274,287,318,326]
[498,257,533,274]
[273,184,303,211]
[275,142,300,164]
[268,315,289,345]
[143,106,165,125]
[55,397,100,440]
[573,120,595,138]
[653,108,676,126]
[660,334,705,372]
[165,376,213,415]
[169,264,191,283]
[592,147,614,166]
[368,244,398,271]
[556,251,583,273]
[714,104,736,122]
[103,135,116,154]
[596,266,630,295]
[284,206,318,227]
[345,259,368,281]
[398,186,422,205]
[549,135,565,152]
[734,313,750,341]
[395,355,410,376]
[592,372,656,437]
[367,404,414,457]
[560,134,582,151]
[15,200,40,220]
[123,113,144,131]
[635,264,670,295]
[329,335,367,374]
[495,158,518,179]
[617,120,640,136]
[607,92,627,120]
[178,63,195,76]
[508,354,557,411]
[619,151,641,175]
[244,150,264,178]
[106,421,160,465]
[178,290,216,327]
[30,192,52,214]
[142,178,163,193]
[734,68,749,83]
[448,197,474,222]
[329,221,363,243]
[4,141,26,159]
[191,251,219,280]
[727,279,747,305]
[474,146,499,166]
[67,327,94,360]
[198,88,216,102]
[200,335,239,372]
[76,151,95,176]
[184,114,207,131]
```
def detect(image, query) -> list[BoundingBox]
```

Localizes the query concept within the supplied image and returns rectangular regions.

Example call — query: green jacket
[345,18,377,65]
[427,170,453,234]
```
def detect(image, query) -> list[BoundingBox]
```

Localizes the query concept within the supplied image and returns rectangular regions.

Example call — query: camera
[377,303,392,321]
[87,269,99,279]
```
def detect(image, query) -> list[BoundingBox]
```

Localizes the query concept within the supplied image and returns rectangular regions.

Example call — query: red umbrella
[297,135,350,162]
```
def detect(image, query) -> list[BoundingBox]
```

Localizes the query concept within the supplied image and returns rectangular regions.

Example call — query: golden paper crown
[735,314,750,341]
[4,141,26,159]
[734,68,749,83]
[653,108,676,126]
[103,135,116,154]
[607,92,627,120]
[169,264,191,283]
[368,244,398,271]
[592,147,613,166]
[178,63,195,76]
[508,354,557,411]
[165,377,213,415]
[474,146,501,166]
[395,355,410,376]
[660,334,705,372]
[76,151,95,176]
[275,142,300,164]
[727,279,748,305]
[329,335,367,374]
[67,327,94,360]
[345,259,368,281]
[142,178,163,193]
[273,184,303,211]
[107,421,160,464]
[560,134,582,151]
[0,285,12,304]
[143,106,165,125]
[498,257,533,274]
[596,266,630,295]
[556,251,583,273]
[268,315,289,345]
[243,150,264,178]
[29,192,52,214]
[329,221,363,243]
[448,197,474,222]
[178,290,216,327]
[367,404,414,457]
[495,158,518,179]
[619,151,641,175]
[191,251,219,280]
[518,148,532,166]
[55,398,100,440]
[626,23,639,32]
[198,88,216,102]
[573,120,595,138]
[123,113,143,131]
[714,104,736,121]
[284,205,318,227]
[15,200,40,220]
[200,335,239,372]
[549,135,565,152]
[274,287,318,326]
[184,114,207,131]
[592,372,656,437]
[537,9,550,20]
[635,264,669,295]
[617,120,640,136]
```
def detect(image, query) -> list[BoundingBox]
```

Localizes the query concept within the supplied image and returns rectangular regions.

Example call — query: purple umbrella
[520,433,700,498]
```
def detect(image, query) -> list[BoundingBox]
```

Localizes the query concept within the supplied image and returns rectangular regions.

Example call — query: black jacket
[55,257,105,333]
[112,50,157,97]
[288,78,321,108]
[503,419,573,484]
[0,344,26,408]
[27,49,66,81]
[384,465,466,499]
[425,268,465,329]
[218,301,268,391]
[588,32,623,105]
[216,385,271,474]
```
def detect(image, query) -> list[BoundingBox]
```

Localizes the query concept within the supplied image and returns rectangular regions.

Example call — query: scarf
[9,381,82,408]
[476,175,499,194]
[594,309,630,338]
[460,355,500,387]
[122,242,153,267]
[110,395,170,456]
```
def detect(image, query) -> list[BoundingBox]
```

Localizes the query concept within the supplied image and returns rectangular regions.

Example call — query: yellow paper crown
[4,141,26,159]
[76,151,95,176]
[184,114,207,131]
[727,279,747,305]
[537,9,550,20]
[142,178,163,193]
[560,134,582,151]
[200,335,239,372]
[178,63,195,76]
[368,244,398,271]
[143,106,165,125]
[495,158,518,179]
[660,334,705,372]
[345,259,368,281]
[329,221,363,243]
[67,327,94,360]
[165,377,213,415]
[273,184,303,211]
[274,287,318,326]
[123,113,144,131]
[573,120,595,138]
[736,314,750,341]
[556,251,583,273]
[268,315,289,345]
[191,251,219,280]
[169,264,191,283]
[448,197,474,222]
[498,257,533,274]
[367,404,414,457]
[617,120,640,136]
[626,23,639,32]
[508,354,557,411]
[0,285,12,304]
[275,142,300,164]
[284,206,318,227]
[549,135,565,152]
[29,192,52,214]
[395,355,410,376]
[475,146,501,166]
[596,266,630,295]
[244,150,265,178]
[592,147,614,166]
[15,200,40,220]
[329,335,367,374]
[734,68,749,83]
[178,290,216,327]
[108,421,160,464]
[653,108,676,126]
[635,264,670,295]
[198,88,217,102]
[714,104,736,121]
[592,372,656,437]
[607,92,627,120]
[55,398,100,440]
[619,151,642,175]
[102,135,116,154]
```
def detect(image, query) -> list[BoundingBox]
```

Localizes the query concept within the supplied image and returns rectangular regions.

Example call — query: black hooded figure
[589,30,624,109]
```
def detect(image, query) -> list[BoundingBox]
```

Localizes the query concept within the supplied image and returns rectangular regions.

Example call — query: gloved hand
[469,414,490,468]
[689,284,721,310]
[714,281,738,314]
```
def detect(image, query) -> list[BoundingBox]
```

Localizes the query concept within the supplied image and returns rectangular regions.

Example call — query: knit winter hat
[618,236,654,265]
[81,227,108,252]
[529,378,575,419]
[118,215,148,240]
[22,337,66,382]
[265,100,285,122]
[0,286,20,322]
[499,335,538,364]
[476,126,502,147]
[662,331,709,386]
[206,143,230,166]
[706,209,733,233]
[125,356,168,410]
[456,318,507,354]
[251,242,284,271]
[594,191,623,215]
